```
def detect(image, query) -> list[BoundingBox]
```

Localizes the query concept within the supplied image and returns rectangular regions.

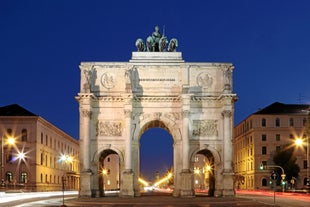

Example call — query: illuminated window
[5,171,12,182]
[21,172,27,183]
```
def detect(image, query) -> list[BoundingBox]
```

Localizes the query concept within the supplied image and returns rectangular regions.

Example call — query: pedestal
[79,171,92,197]
[120,170,134,197]
[222,171,235,197]
[179,170,194,197]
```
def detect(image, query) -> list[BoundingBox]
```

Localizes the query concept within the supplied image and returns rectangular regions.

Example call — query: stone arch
[97,148,122,197]
[191,147,221,196]
[138,113,181,143]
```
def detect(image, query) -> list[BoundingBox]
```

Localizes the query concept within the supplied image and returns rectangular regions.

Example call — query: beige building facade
[0,104,79,192]
[233,102,310,190]
[76,42,237,197]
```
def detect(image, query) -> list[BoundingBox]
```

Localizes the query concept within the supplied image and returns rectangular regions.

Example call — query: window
[46,135,48,146]
[303,118,307,126]
[5,171,12,182]
[21,172,27,183]
[289,134,294,139]
[41,133,43,144]
[304,178,308,186]
[276,146,281,151]
[107,157,110,162]
[304,160,308,169]
[40,173,43,183]
[40,153,44,165]
[261,118,266,127]
[275,118,280,127]
[21,129,27,142]
[276,134,280,141]
[262,146,267,155]
[7,128,12,136]
[262,134,267,141]
[262,178,267,186]
[289,118,294,127]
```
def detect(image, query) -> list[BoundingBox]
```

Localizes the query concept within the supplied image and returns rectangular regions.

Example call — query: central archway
[140,127,173,192]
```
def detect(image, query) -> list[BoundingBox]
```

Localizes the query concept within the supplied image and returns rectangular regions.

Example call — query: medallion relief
[192,120,218,137]
[101,73,116,89]
[197,72,213,88]
[97,121,122,136]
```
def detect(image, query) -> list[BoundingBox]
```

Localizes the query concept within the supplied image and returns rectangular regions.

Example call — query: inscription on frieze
[192,120,218,136]
[97,121,122,136]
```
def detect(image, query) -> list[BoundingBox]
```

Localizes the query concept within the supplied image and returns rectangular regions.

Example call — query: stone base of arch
[79,171,92,197]
[120,170,135,197]
[222,171,235,197]
[179,170,195,197]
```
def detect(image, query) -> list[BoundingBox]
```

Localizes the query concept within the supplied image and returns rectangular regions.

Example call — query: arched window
[21,172,27,183]
[261,118,266,127]
[5,171,13,182]
[275,118,280,127]
[262,178,267,186]
[40,173,43,183]
[21,129,27,142]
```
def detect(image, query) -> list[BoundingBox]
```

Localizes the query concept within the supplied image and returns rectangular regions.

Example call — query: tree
[273,145,300,183]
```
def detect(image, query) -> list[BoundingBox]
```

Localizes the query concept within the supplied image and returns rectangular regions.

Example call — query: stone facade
[76,52,237,197]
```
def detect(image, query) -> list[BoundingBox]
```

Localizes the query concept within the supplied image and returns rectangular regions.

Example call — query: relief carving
[97,121,122,136]
[101,73,116,89]
[197,72,213,88]
[164,112,181,121]
[81,109,92,119]
[192,120,218,136]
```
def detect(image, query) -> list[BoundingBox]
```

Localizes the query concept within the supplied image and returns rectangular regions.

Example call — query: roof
[254,102,309,115]
[0,104,37,116]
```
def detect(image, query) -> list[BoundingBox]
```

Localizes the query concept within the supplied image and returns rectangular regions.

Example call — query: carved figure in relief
[197,72,213,88]
[83,67,95,92]
[97,121,122,136]
[101,73,115,89]
[192,120,218,136]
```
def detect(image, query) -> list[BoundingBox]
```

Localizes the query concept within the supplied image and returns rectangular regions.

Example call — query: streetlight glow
[7,137,15,145]
[295,138,303,146]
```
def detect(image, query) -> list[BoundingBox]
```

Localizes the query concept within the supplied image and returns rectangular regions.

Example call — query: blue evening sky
[1,0,310,180]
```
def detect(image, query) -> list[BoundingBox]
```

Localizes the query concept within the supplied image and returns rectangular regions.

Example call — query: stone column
[182,110,190,170]
[124,109,132,170]
[120,108,134,197]
[222,110,234,196]
[179,94,194,197]
[79,108,92,197]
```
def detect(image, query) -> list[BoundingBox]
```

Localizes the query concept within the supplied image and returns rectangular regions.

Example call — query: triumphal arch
[76,27,237,197]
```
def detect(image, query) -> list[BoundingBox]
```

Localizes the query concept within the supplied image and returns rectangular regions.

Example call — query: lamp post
[1,135,15,188]
[295,137,309,191]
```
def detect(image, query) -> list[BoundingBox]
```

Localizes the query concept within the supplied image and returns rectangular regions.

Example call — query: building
[76,26,237,197]
[0,104,80,192]
[233,102,309,190]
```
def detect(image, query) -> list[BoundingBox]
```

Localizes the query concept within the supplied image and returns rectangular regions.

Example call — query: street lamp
[295,137,309,190]
[1,135,15,187]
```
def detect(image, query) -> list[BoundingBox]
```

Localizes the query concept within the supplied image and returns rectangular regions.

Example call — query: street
[0,190,309,207]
